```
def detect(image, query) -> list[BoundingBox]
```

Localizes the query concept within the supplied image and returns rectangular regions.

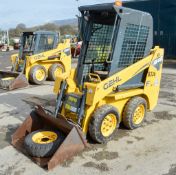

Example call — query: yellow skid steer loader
[12,2,164,170]
[0,31,71,90]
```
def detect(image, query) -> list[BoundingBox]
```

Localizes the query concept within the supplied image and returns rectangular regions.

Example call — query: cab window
[38,34,55,52]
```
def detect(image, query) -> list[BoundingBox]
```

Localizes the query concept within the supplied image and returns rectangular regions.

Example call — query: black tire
[24,129,65,158]
[48,63,64,81]
[0,77,15,89]
[89,105,120,143]
[123,97,147,130]
[29,65,47,85]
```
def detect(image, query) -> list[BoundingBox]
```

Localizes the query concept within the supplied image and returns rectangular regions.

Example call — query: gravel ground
[0,51,176,175]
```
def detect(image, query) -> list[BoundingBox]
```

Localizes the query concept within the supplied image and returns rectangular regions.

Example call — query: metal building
[124,0,176,59]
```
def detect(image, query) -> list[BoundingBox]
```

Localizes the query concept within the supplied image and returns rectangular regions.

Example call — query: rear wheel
[123,97,147,129]
[48,64,64,81]
[29,65,47,85]
[24,129,65,158]
[89,105,120,143]
[0,77,15,89]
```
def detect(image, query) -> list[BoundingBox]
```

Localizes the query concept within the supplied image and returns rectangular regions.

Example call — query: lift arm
[85,47,164,106]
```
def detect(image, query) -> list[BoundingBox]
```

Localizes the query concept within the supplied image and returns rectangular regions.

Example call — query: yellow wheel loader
[0,31,71,90]
[12,2,164,170]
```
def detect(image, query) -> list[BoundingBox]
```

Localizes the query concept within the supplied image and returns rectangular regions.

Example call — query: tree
[16,23,26,29]
[59,25,77,35]
[8,23,78,38]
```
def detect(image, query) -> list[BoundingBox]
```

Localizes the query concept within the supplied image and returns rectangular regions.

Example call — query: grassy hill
[53,18,78,26]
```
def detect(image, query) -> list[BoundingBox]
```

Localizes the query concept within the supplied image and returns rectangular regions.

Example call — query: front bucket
[12,106,89,170]
[0,71,29,90]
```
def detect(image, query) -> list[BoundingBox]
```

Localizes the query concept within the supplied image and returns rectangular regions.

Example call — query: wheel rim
[54,66,63,79]
[101,114,117,137]
[133,104,145,125]
[32,131,58,144]
[35,69,45,81]
[1,77,15,81]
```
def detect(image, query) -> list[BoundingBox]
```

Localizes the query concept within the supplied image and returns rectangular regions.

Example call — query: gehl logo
[104,76,121,90]
[34,54,45,60]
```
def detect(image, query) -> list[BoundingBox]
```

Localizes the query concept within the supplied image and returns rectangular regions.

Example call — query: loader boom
[85,47,164,108]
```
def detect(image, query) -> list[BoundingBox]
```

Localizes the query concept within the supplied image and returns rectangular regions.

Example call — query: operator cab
[19,31,59,59]
[76,3,153,86]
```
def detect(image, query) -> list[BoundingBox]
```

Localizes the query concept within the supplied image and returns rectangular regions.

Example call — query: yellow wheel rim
[54,67,63,79]
[1,77,15,81]
[101,114,117,137]
[35,69,45,81]
[32,131,58,144]
[133,104,145,125]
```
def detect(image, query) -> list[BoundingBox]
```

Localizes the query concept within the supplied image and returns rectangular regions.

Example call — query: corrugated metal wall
[124,0,176,59]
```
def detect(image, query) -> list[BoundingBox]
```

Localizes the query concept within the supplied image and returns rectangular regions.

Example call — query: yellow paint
[53,69,77,94]
[101,113,117,137]
[1,77,15,81]
[133,104,145,125]
[32,131,58,144]
[54,66,63,79]
[88,73,101,83]
[11,54,19,64]
[10,40,71,84]
[143,48,164,110]
[35,69,46,81]
[68,96,78,103]
[53,46,164,135]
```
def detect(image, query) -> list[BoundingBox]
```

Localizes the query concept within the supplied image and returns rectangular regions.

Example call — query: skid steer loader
[12,2,164,170]
[0,31,71,90]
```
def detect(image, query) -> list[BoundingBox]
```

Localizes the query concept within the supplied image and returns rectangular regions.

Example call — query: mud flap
[12,105,89,170]
[0,71,29,90]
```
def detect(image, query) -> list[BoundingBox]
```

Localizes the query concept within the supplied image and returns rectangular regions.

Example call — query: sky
[0,0,118,30]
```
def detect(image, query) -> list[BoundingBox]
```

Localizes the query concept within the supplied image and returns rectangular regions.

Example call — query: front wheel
[48,63,64,81]
[122,97,147,130]
[29,65,47,85]
[89,105,120,143]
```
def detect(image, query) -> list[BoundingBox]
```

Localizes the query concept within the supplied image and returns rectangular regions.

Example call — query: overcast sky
[0,0,119,29]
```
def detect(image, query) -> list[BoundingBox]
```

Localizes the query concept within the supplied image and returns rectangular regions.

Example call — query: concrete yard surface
[0,52,176,175]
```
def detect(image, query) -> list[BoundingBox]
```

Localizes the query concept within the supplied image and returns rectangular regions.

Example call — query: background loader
[0,31,71,90]
[12,2,164,170]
